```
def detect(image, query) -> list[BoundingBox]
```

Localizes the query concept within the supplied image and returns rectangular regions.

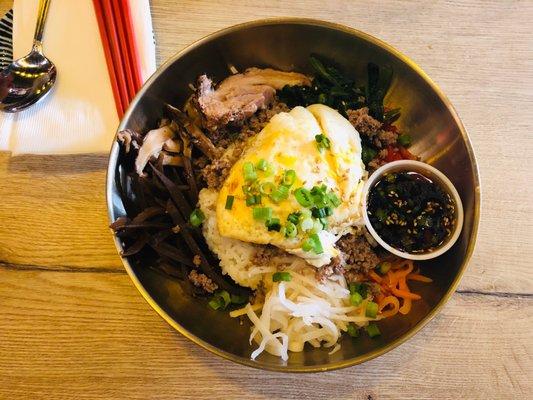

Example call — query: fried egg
[216,104,365,267]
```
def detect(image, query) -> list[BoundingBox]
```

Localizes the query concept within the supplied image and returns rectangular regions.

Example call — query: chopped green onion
[349,282,359,294]
[315,134,331,152]
[284,221,297,238]
[242,185,252,196]
[243,162,257,182]
[269,185,289,203]
[287,212,301,225]
[230,294,248,304]
[300,208,312,218]
[318,93,327,104]
[378,261,392,274]
[327,192,341,207]
[347,323,359,337]
[208,298,222,310]
[189,209,205,227]
[311,206,332,218]
[366,323,381,338]
[246,194,261,206]
[294,188,312,207]
[311,219,323,234]
[350,292,363,306]
[282,169,296,186]
[302,239,315,252]
[252,207,272,221]
[225,195,235,210]
[349,282,369,298]
[299,217,314,232]
[218,290,231,307]
[311,233,324,254]
[385,173,396,183]
[273,272,292,282]
[259,182,275,195]
[303,233,323,254]
[365,301,379,318]
[319,217,328,230]
[256,158,268,171]
[264,163,275,177]
[266,218,281,232]
[398,133,412,147]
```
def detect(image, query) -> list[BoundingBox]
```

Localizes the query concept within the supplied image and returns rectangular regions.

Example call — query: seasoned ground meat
[315,256,345,281]
[347,107,382,136]
[337,233,380,275]
[201,158,232,189]
[347,107,398,149]
[188,269,218,293]
[252,245,288,266]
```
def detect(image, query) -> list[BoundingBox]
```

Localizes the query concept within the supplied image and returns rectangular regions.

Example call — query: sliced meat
[188,269,218,293]
[196,68,310,131]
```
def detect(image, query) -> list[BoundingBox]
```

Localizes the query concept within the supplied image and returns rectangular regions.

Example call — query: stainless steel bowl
[106,18,480,372]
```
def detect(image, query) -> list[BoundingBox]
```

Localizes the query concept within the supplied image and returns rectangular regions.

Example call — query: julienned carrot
[407,273,433,283]
[369,270,382,283]
[398,277,413,314]
[379,296,400,317]
[399,298,412,314]
[391,286,421,300]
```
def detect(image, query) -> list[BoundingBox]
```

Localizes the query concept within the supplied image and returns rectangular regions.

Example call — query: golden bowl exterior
[106,18,480,372]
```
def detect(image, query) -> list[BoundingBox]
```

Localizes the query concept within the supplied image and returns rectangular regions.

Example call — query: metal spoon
[0,0,56,113]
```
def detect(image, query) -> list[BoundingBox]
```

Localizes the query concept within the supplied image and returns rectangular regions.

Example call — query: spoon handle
[33,0,51,48]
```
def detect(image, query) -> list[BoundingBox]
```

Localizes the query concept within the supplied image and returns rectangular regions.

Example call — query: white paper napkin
[0,0,156,155]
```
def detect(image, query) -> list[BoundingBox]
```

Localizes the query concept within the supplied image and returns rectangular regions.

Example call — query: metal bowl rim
[106,17,481,373]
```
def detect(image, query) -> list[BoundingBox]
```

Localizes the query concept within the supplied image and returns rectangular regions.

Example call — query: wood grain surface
[0,0,532,399]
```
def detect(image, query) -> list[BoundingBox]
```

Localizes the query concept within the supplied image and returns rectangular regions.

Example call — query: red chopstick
[117,0,143,89]
[109,0,136,99]
[92,0,144,117]
[92,0,125,116]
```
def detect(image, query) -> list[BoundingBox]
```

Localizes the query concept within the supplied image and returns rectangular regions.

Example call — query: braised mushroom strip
[113,108,251,297]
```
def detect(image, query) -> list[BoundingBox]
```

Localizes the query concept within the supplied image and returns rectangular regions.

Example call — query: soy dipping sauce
[367,171,456,254]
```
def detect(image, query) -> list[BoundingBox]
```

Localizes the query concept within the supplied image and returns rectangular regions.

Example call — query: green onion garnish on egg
[266,218,281,232]
[315,134,331,152]
[243,161,257,182]
[256,158,268,171]
[282,169,296,186]
[294,187,312,207]
[252,207,272,221]
[225,195,235,210]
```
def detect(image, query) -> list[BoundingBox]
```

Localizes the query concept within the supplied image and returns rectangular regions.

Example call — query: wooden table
[1,1,532,398]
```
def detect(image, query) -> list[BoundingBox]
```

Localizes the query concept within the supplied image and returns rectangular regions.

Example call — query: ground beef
[252,245,288,266]
[337,233,380,275]
[188,269,218,293]
[315,256,345,281]
[201,158,232,189]
[347,107,398,150]
[347,107,382,136]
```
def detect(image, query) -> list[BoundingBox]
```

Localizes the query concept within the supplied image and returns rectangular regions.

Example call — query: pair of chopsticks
[93,0,142,117]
